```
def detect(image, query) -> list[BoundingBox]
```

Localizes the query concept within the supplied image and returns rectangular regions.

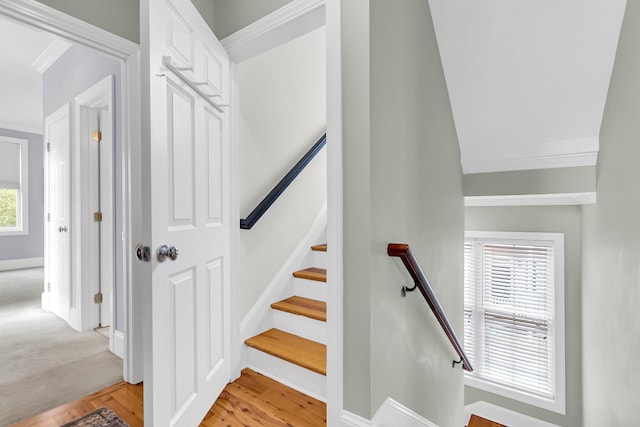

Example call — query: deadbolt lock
[136,244,151,262]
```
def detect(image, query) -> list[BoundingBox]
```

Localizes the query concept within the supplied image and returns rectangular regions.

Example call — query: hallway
[0,268,122,425]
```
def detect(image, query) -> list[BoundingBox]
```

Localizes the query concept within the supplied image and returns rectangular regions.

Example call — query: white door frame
[70,75,116,352]
[221,0,344,424]
[0,0,143,383]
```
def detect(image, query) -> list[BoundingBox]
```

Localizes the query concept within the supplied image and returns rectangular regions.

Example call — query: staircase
[244,244,328,401]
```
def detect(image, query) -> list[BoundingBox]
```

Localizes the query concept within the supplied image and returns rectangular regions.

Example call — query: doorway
[0,0,141,395]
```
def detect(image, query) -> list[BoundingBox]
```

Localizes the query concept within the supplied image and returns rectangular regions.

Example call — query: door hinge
[47,282,51,292]
[94,292,103,304]
[47,142,50,152]
[94,212,102,222]
[47,213,50,222]
[93,130,102,142]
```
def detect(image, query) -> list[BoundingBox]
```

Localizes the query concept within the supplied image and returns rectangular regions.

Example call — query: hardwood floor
[13,369,326,427]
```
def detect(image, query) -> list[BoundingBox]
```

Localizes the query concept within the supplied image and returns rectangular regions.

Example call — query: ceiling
[429,0,627,174]
[0,15,70,134]
[0,2,629,175]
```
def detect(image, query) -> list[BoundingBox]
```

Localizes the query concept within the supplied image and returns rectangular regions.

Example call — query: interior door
[44,104,71,322]
[143,0,231,425]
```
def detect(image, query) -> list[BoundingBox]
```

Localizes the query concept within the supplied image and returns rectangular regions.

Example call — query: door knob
[58,226,68,232]
[157,244,179,262]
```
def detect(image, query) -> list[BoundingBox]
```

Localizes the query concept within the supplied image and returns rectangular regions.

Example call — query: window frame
[0,136,29,236]
[464,231,566,415]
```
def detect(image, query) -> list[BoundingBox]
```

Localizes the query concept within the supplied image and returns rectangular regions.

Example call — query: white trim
[341,411,371,426]
[463,151,598,174]
[0,257,43,271]
[0,0,138,59]
[0,0,142,384]
[373,398,439,427]
[341,398,440,427]
[326,0,344,424]
[221,0,325,63]
[0,136,29,236]
[229,62,242,381]
[31,38,72,73]
[461,136,599,174]
[464,231,566,415]
[464,192,597,207]
[240,202,327,341]
[465,401,561,427]
[71,75,115,334]
[0,122,43,135]
[112,329,125,359]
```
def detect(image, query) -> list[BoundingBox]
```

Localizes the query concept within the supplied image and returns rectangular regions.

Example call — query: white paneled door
[44,104,71,323]
[143,0,231,425]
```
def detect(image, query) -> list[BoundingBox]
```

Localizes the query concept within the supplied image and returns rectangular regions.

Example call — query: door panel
[45,105,71,323]
[144,0,231,425]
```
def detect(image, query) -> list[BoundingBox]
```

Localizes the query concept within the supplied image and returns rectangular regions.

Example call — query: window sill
[0,229,28,236]
[465,374,565,415]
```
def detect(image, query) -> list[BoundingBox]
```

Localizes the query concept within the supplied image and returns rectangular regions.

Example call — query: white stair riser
[246,347,327,401]
[272,310,327,344]
[311,250,327,270]
[294,278,327,302]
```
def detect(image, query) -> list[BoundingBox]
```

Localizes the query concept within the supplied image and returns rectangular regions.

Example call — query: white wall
[237,27,326,321]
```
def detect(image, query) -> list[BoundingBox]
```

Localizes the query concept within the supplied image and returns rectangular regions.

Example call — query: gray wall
[213,0,295,39]
[237,27,326,320]
[465,206,583,427]
[343,1,465,424]
[463,166,596,197]
[581,1,640,424]
[35,0,139,43]
[0,129,44,261]
[44,44,125,332]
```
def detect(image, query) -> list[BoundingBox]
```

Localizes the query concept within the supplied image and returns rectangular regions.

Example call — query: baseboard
[341,410,371,426]
[341,398,439,427]
[0,257,44,271]
[240,201,327,343]
[112,330,125,359]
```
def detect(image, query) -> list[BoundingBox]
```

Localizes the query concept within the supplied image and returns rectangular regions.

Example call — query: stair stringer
[239,201,327,356]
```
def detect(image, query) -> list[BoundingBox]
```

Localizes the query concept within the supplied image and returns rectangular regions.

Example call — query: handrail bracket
[388,242,473,372]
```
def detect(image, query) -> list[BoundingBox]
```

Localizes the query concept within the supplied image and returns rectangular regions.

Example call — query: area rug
[61,407,129,427]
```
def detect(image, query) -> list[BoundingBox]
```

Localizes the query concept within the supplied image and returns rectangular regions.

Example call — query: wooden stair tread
[311,244,327,252]
[293,267,326,282]
[271,296,326,321]
[245,328,326,375]
[468,414,507,427]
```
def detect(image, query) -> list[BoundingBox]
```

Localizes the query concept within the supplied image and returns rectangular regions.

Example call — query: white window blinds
[464,234,562,408]
[0,139,22,189]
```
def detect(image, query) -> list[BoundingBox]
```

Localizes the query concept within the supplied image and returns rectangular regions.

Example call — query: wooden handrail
[387,243,473,371]
[240,133,326,230]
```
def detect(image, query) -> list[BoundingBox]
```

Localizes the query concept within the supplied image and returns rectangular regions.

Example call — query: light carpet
[0,268,123,426]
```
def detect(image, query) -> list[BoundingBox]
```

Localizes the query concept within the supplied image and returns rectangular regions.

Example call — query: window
[464,231,565,414]
[0,137,28,235]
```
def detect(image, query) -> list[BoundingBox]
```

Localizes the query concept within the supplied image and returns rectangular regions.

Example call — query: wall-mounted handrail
[240,133,326,230]
[387,243,473,371]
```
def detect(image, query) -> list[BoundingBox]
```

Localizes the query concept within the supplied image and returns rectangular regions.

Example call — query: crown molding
[0,0,138,59]
[31,38,72,73]
[221,0,325,63]
[461,136,599,174]
[465,192,597,207]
